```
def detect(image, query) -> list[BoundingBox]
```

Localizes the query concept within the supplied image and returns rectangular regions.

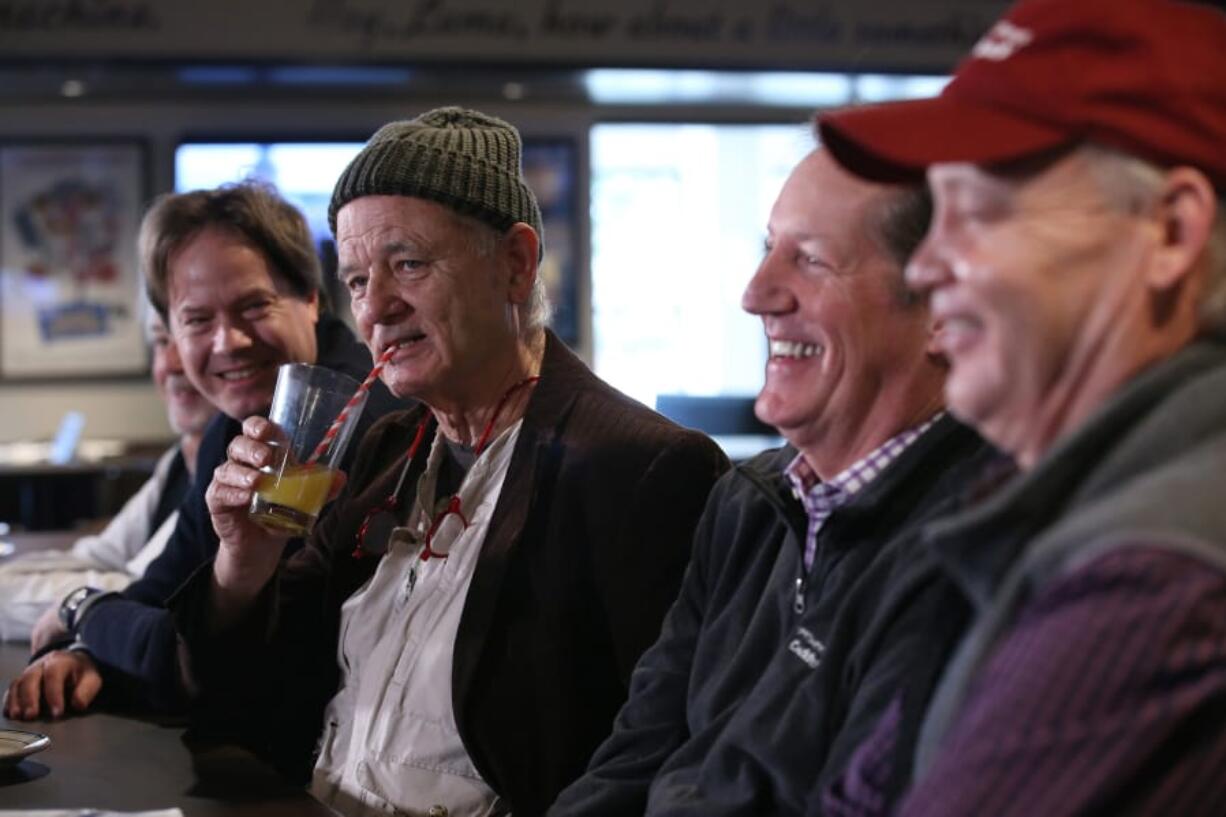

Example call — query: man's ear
[305,287,321,323]
[1147,166,1216,292]
[502,222,540,305]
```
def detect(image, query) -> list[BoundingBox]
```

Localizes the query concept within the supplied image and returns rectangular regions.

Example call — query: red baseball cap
[818,0,1226,190]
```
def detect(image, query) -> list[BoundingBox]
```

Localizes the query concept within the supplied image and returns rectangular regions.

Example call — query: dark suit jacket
[170,331,730,815]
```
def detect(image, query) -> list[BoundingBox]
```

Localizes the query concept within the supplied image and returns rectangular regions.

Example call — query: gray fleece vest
[914,341,1226,777]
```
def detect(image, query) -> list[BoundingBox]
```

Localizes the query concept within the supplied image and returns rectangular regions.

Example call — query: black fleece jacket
[551,415,999,816]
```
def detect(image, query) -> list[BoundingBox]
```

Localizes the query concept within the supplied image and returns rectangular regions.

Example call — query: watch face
[59,586,93,629]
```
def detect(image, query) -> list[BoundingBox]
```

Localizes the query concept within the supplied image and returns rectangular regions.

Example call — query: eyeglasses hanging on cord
[353,375,540,560]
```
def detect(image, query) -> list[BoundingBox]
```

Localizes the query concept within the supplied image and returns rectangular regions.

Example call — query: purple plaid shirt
[786,414,941,572]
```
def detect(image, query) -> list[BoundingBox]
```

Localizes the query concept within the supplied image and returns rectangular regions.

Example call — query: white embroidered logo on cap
[972,20,1034,61]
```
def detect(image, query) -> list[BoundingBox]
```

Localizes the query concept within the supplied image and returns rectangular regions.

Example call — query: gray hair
[1082,144,1226,333]
[1204,200,1226,332]
[455,210,551,336]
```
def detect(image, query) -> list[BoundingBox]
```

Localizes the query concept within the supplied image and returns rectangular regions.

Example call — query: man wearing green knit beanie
[176,106,730,816]
[329,106,545,250]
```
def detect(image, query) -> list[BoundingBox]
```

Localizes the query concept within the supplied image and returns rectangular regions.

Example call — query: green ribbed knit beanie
[328,106,544,252]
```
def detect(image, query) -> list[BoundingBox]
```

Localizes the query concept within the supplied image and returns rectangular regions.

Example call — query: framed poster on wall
[0,140,148,380]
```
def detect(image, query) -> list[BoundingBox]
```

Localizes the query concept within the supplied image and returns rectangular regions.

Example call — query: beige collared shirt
[311,421,522,817]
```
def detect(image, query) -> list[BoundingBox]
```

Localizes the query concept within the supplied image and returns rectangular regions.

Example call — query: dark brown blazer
[172,331,730,815]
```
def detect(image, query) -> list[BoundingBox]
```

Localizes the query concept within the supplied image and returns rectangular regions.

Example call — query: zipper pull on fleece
[794,576,806,615]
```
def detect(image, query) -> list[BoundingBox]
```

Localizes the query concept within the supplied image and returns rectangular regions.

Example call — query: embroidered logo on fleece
[971,20,1034,61]
[788,627,825,670]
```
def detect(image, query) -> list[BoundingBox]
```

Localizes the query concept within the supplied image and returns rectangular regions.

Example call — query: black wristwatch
[59,585,102,632]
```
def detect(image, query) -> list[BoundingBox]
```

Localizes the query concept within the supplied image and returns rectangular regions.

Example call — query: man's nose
[365,268,407,323]
[211,319,254,354]
[904,232,954,296]
[163,339,187,374]
[741,252,797,316]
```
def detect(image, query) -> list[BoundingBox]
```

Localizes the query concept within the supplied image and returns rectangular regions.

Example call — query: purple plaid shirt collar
[785,413,942,572]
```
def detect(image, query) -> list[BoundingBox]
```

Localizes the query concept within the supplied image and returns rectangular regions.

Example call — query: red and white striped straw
[306,344,397,466]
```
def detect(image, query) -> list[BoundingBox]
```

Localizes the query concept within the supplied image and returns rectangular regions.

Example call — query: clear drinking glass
[247,363,367,537]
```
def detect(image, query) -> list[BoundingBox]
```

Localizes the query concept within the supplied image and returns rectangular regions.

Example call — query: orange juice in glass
[249,460,337,536]
[248,363,368,537]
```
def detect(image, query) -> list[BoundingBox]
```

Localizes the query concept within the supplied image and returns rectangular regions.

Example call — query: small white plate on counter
[0,728,50,767]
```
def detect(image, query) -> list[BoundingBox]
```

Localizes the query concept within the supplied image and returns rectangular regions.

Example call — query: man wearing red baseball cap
[815,1,1226,815]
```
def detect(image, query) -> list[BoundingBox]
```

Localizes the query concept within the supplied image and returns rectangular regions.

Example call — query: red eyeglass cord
[351,374,540,560]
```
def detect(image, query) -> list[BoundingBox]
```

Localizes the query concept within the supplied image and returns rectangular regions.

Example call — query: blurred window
[590,122,811,410]
[175,142,363,246]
